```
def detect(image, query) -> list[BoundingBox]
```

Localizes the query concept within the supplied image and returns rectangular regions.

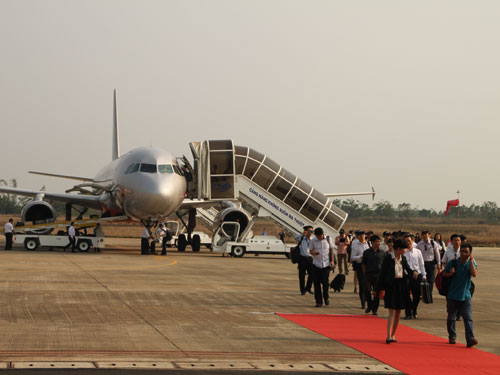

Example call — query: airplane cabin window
[140,163,157,173]
[129,163,140,174]
[124,164,135,174]
[158,165,174,174]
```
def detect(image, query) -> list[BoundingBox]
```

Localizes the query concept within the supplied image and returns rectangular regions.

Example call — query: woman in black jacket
[375,239,418,343]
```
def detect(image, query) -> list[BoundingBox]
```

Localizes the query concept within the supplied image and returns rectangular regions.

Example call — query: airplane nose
[123,174,186,219]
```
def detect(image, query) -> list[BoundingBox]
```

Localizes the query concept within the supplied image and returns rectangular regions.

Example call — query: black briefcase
[421,282,433,304]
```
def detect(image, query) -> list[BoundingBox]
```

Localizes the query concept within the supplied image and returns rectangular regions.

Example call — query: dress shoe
[403,315,412,320]
[306,290,313,294]
[372,311,378,316]
[449,339,456,344]
[301,292,306,295]
[412,314,418,319]
[364,307,371,313]
[456,316,462,321]
[325,299,329,306]
[466,339,478,348]
[386,339,391,344]
[315,303,322,307]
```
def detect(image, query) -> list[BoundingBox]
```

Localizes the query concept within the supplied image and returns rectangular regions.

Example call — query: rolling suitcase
[421,282,433,304]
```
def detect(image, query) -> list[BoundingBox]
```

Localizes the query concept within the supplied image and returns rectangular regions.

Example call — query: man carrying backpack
[442,243,478,347]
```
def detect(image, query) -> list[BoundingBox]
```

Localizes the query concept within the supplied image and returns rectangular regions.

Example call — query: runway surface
[0,237,498,373]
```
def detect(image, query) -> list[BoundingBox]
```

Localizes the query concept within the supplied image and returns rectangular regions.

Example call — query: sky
[1,0,499,210]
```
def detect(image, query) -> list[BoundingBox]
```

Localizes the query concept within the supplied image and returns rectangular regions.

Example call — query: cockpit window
[140,163,157,173]
[125,163,140,174]
[158,164,174,174]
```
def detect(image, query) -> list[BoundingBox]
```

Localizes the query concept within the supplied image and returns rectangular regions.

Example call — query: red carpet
[277,313,500,375]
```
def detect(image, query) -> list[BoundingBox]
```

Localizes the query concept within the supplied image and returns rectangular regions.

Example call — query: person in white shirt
[4,218,14,250]
[416,230,442,295]
[308,227,335,307]
[379,231,391,252]
[403,234,426,319]
[64,222,76,252]
[141,227,151,255]
[442,234,461,266]
[351,230,370,309]
[294,226,314,295]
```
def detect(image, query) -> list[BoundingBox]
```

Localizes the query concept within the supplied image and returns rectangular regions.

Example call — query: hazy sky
[1,1,499,210]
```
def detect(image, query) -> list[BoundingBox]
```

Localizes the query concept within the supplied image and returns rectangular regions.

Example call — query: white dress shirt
[308,237,333,268]
[4,222,13,233]
[416,240,441,267]
[404,248,426,277]
[351,239,369,264]
[442,247,460,264]
[141,228,150,238]
[68,226,76,238]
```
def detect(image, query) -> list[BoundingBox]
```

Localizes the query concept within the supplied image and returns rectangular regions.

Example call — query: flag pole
[457,190,460,233]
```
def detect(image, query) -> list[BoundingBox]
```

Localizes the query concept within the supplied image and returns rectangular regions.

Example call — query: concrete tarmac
[0,238,498,374]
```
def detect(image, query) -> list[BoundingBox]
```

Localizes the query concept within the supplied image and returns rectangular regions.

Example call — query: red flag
[445,199,459,216]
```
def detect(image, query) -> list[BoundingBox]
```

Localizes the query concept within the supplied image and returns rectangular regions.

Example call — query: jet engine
[213,206,252,240]
[21,200,57,235]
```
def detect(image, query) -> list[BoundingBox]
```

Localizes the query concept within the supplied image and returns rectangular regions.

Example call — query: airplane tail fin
[112,89,120,160]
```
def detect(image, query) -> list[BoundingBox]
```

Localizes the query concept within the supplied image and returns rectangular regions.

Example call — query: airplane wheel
[77,240,90,252]
[192,235,201,252]
[231,246,245,258]
[24,238,39,251]
[177,234,187,252]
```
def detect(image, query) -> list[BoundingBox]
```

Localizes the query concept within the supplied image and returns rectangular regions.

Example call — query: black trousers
[364,272,380,313]
[64,236,76,251]
[313,265,330,305]
[4,233,13,250]
[353,262,366,307]
[161,237,167,255]
[424,261,436,293]
[406,274,423,317]
[141,238,149,254]
[298,255,314,293]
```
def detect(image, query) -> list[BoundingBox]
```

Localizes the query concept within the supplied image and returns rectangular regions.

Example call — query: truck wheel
[231,246,245,258]
[192,234,201,252]
[24,238,39,251]
[77,240,90,252]
[177,234,187,252]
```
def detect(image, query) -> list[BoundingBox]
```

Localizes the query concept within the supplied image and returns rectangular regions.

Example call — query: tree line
[332,199,500,223]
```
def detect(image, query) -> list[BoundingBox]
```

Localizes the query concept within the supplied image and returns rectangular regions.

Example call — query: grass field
[2,214,498,247]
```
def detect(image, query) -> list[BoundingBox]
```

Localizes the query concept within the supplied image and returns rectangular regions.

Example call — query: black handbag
[290,236,304,264]
[421,282,433,304]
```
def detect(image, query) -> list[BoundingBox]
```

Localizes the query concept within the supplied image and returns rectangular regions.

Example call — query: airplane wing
[0,186,102,209]
[29,171,94,182]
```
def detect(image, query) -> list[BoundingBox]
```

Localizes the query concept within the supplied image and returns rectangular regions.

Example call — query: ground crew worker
[141,227,150,255]
[4,218,14,250]
[64,222,76,252]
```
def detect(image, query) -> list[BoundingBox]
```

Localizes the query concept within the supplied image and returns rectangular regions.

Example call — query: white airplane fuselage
[94,147,186,221]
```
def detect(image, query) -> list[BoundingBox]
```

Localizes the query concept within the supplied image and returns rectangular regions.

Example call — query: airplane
[0,90,374,250]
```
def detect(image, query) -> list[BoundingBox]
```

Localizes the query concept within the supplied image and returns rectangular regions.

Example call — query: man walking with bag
[308,227,335,307]
[294,226,314,295]
[442,243,478,347]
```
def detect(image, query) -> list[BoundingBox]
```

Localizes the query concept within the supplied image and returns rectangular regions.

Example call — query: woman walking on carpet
[375,239,418,343]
